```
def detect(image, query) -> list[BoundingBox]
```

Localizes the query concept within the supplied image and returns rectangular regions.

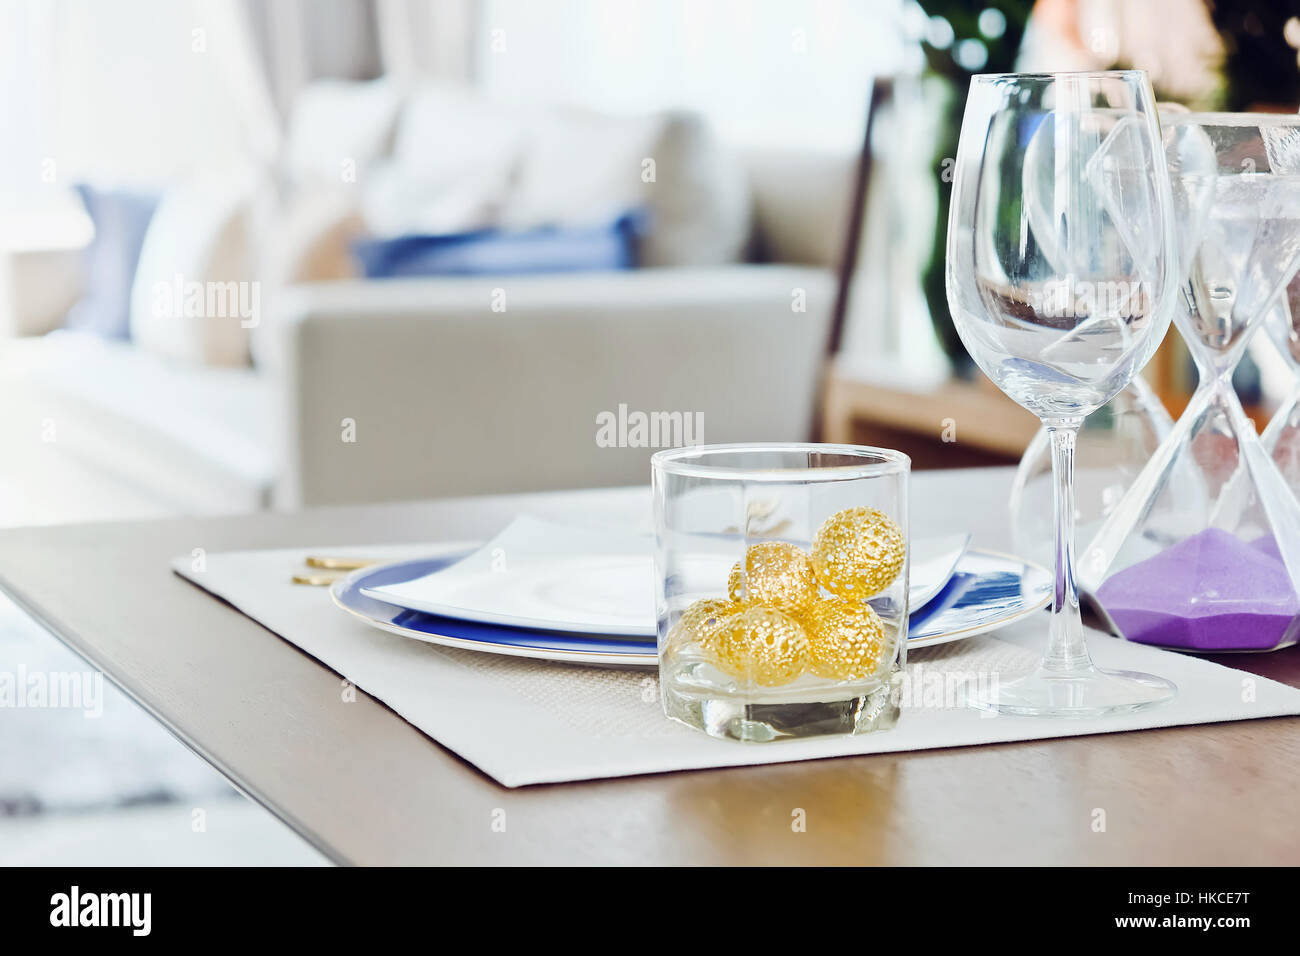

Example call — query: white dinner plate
[335,545,1051,666]
[362,517,971,637]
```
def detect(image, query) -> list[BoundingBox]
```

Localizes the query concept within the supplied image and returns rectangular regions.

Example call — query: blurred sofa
[1,81,852,512]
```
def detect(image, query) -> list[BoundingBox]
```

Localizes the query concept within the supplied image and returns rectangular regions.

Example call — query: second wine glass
[945,71,1179,717]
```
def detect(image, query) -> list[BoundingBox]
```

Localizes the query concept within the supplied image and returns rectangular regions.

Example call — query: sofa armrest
[0,246,85,338]
[271,265,835,507]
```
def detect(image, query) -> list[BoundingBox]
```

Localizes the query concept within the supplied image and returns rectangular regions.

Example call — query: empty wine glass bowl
[950,81,1176,421]
[947,71,1179,716]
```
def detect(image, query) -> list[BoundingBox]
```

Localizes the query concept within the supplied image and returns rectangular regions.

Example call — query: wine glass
[945,71,1179,716]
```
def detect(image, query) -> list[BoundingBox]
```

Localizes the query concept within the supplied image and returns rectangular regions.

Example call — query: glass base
[962,665,1176,718]
[663,676,900,742]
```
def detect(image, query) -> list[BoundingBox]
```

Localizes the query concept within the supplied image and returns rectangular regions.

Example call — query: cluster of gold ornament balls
[666,507,906,686]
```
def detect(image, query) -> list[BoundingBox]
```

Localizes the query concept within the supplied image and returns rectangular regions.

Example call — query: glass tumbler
[652,443,909,742]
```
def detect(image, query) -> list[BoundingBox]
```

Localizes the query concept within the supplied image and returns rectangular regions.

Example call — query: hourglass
[1261,275,1300,490]
[1080,113,1300,652]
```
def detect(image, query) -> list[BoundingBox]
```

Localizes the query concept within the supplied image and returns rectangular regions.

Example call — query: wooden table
[1,467,1297,865]
[820,369,1040,469]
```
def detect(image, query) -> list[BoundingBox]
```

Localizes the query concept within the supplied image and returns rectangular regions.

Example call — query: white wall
[475,0,913,152]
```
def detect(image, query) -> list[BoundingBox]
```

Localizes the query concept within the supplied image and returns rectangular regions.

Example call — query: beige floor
[0,796,328,866]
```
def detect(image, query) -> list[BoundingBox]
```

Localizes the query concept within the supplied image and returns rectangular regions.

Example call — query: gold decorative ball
[711,607,810,686]
[727,562,746,604]
[666,598,740,658]
[728,541,819,614]
[803,597,891,681]
[811,507,905,599]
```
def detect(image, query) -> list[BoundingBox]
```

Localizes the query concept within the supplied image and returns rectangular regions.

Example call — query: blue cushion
[63,184,159,339]
[352,212,644,279]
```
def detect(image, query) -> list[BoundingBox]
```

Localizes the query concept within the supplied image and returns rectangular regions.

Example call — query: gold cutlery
[293,555,385,585]
[305,556,378,570]
[292,572,343,587]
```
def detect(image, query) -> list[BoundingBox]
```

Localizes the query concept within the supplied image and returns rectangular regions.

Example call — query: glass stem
[1043,417,1093,674]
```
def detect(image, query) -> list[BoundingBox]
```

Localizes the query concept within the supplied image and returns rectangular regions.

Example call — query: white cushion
[504,107,751,267]
[361,85,526,236]
[500,107,666,229]
[363,86,751,265]
[282,77,404,186]
[129,171,257,367]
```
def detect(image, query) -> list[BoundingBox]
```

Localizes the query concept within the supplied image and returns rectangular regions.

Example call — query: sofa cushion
[361,85,527,237]
[282,77,404,186]
[1,334,274,512]
[366,85,751,266]
[63,184,159,339]
[351,213,643,278]
[503,107,751,268]
[128,171,257,367]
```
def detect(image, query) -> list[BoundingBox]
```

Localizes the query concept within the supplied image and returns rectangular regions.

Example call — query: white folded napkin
[364,516,656,635]
[362,516,971,635]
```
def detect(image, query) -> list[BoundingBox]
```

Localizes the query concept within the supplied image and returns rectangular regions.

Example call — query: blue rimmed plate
[331,545,1051,666]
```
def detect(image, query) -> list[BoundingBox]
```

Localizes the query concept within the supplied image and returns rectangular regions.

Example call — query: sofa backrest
[278,80,855,274]
[273,265,837,506]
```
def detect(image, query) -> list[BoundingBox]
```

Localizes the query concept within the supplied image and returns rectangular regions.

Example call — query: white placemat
[173,544,1300,788]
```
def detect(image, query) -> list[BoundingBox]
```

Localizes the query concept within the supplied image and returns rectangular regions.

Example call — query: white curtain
[0,0,280,251]
[376,0,476,83]
[0,0,279,189]
[242,0,475,115]
[244,0,388,118]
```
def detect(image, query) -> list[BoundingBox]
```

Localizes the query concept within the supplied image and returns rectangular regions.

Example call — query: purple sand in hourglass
[1095,528,1300,651]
